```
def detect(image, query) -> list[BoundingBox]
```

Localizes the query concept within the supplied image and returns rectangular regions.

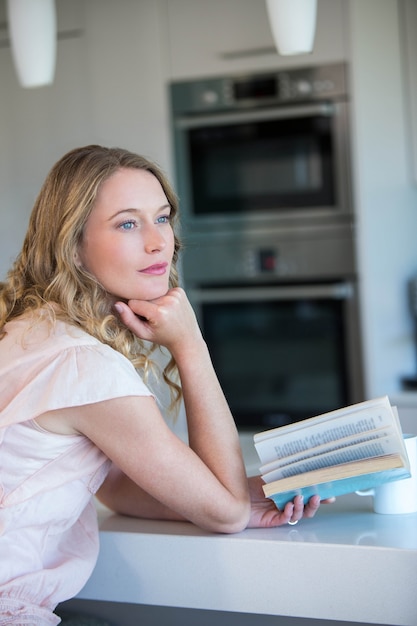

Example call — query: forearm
[117,289,245,485]
[114,290,250,530]
[175,339,249,504]
[97,464,186,520]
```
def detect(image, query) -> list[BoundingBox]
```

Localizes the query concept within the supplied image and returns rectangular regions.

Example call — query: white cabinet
[161,0,348,80]
[401,0,417,184]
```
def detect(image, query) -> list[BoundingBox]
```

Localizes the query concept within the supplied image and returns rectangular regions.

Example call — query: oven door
[191,282,362,430]
[174,101,351,228]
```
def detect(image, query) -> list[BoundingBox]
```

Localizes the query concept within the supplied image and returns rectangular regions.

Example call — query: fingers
[114,288,201,350]
[282,494,322,525]
[275,497,301,525]
[301,494,321,519]
[286,495,307,523]
[123,299,157,321]
[113,301,154,339]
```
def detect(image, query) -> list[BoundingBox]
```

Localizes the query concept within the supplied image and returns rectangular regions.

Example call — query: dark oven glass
[188,114,335,215]
[201,294,348,430]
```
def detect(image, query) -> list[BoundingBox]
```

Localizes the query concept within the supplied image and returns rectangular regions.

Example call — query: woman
[0,145,323,624]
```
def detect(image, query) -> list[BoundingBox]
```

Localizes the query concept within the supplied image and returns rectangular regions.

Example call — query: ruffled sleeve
[0,319,153,429]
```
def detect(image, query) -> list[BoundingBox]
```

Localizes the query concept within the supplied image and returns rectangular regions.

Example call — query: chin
[129,285,170,302]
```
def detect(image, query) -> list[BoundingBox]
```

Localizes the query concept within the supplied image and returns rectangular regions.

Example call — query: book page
[259,426,395,474]
[254,396,400,465]
[260,431,403,483]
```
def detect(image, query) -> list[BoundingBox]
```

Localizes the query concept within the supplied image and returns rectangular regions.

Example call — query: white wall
[0,0,416,398]
[0,0,93,277]
[82,0,171,167]
[347,0,417,397]
[0,0,171,278]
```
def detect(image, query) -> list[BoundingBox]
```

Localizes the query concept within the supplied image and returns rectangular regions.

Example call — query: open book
[253,396,411,510]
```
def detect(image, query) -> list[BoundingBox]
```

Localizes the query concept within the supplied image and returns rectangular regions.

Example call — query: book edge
[262,453,406,498]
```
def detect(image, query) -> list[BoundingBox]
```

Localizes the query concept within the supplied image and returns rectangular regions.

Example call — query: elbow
[207,499,251,535]
[220,519,250,534]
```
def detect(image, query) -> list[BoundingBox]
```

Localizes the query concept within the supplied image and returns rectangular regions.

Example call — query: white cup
[356,434,417,514]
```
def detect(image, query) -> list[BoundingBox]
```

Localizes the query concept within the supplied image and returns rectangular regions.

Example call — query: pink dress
[0,314,153,624]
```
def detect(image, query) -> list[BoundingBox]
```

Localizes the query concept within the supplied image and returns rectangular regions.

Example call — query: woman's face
[77,168,175,302]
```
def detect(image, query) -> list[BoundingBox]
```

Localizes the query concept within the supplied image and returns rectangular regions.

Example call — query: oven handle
[190,283,353,303]
[175,102,334,129]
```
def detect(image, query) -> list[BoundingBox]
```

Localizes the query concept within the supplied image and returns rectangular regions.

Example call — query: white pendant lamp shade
[265,0,317,56]
[6,0,57,88]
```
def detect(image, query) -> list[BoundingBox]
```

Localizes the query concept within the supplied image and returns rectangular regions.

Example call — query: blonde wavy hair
[0,145,182,410]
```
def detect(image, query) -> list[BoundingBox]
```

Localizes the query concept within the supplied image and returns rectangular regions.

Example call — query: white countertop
[77,493,417,625]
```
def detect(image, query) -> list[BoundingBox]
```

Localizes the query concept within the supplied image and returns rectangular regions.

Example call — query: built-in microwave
[170,63,352,235]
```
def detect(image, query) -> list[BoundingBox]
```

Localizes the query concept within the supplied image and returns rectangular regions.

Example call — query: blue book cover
[263,456,410,510]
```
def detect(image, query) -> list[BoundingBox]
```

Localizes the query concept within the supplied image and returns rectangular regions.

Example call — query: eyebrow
[107,205,171,221]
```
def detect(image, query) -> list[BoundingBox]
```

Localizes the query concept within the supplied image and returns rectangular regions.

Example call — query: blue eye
[156,215,171,224]
[119,220,136,230]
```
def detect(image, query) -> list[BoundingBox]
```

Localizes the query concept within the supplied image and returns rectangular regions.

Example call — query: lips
[140,262,168,276]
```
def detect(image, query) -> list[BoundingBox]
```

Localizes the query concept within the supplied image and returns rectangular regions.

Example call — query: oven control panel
[182,225,356,285]
[243,248,298,278]
[171,63,347,114]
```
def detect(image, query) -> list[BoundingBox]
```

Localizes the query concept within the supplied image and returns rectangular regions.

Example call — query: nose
[144,223,166,253]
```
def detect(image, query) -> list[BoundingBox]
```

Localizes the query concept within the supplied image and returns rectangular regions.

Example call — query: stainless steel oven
[170,63,352,236]
[183,226,364,430]
[169,63,364,430]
